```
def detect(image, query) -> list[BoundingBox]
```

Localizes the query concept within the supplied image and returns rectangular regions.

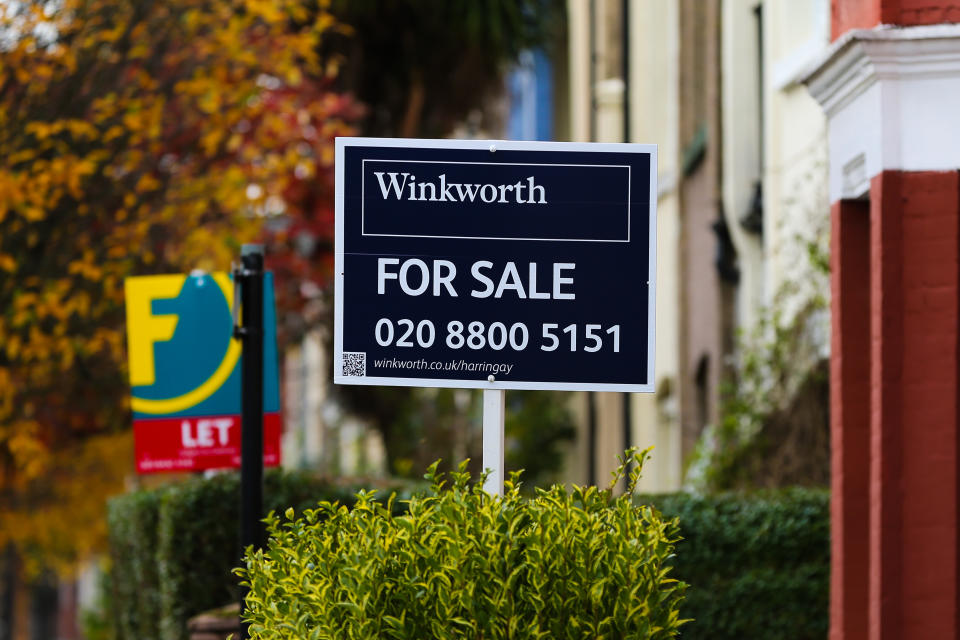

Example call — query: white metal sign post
[482,387,505,495]
[334,138,657,495]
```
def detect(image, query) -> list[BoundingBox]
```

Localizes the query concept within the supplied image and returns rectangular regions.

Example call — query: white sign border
[334,136,658,393]
[361,159,632,243]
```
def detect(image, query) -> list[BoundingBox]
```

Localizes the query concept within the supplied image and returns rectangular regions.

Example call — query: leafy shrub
[239,449,688,639]
[108,469,414,640]
[641,488,829,640]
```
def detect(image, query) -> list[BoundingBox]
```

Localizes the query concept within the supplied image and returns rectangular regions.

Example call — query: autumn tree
[0,0,356,575]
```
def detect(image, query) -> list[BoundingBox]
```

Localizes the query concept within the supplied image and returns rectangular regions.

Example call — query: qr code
[342,352,366,377]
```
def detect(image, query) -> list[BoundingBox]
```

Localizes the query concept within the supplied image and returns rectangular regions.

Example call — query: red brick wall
[832,1,882,39]
[897,0,960,24]
[868,171,905,640]
[895,171,959,640]
[844,170,960,640]
[832,0,960,40]
[830,199,871,640]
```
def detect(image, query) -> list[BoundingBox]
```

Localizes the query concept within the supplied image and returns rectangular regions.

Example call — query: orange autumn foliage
[0,0,356,573]
[0,432,133,577]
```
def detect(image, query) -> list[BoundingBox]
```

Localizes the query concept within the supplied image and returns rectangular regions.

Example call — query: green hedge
[106,487,165,640]
[109,472,828,640]
[107,470,414,640]
[642,488,829,640]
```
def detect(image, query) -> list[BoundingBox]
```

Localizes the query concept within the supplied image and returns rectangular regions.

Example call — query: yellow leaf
[122,111,141,131]
[135,173,161,192]
[8,149,37,165]
[66,120,98,139]
[75,158,96,175]
[103,125,125,142]
[25,121,54,139]
[201,128,223,155]
[8,430,49,480]
[23,206,45,221]
[6,335,20,359]
[286,67,302,86]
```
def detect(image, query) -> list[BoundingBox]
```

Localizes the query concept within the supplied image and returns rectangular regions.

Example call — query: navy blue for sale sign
[334,138,657,392]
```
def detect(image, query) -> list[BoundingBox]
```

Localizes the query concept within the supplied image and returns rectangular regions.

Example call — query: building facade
[565,0,683,492]
[562,0,832,492]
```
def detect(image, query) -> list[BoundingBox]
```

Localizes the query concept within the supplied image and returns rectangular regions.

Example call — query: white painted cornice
[804,24,960,115]
[801,24,960,201]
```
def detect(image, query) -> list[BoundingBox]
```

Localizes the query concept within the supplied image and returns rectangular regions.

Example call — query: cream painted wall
[567,0,592,142]
[561,0,683,493]
[630,0,682,493]
[562,0,830,490]
[722,0,829,333]
[760,0,830,322]
[643,193,682,492]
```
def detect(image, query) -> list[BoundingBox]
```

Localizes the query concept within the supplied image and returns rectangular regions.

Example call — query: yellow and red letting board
[124,272,281,473]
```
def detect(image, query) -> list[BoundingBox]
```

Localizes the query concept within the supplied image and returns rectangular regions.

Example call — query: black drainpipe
[588,0,597,143]
[621,0,633,493]
[587,0,598,486]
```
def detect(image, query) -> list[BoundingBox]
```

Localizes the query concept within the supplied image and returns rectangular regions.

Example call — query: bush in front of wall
[238,449,689,640]
[641,488,829,640]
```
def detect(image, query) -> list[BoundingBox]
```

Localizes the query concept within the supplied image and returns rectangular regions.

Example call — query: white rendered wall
[761,0,830,322]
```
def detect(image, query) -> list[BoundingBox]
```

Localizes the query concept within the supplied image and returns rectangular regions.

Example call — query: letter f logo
[124,275,185,387]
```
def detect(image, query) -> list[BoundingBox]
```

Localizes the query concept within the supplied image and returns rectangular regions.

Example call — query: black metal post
[237,244,264,640]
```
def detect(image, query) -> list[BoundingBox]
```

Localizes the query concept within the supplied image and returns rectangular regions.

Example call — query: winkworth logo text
[374,172,547,205]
